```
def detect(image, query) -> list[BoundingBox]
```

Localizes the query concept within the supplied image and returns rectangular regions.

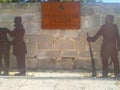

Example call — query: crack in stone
[17,80,27,90]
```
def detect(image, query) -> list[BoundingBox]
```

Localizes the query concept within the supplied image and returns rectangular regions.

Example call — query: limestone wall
[0,3,120,70]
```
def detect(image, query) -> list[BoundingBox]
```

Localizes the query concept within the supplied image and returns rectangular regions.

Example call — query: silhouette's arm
[87,26,103,42]
[4,28,14,37]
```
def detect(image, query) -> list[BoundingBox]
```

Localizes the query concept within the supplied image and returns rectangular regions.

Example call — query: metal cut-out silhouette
[87,15,120,78]
[0,28,11,75]
[11,16,27,76]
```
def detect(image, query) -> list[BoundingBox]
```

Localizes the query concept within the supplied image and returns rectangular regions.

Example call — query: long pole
[87,33,96,77]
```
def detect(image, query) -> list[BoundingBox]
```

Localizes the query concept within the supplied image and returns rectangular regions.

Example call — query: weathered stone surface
[81,7,94,16]
[61,51,77,58]
[1,3,13,9]
[113,6,120,15]
[26,58,37,68]
[81,16,101,30]
[77,37,88,51]
[64,30,79,39]
[24,22,41,34]
[81,16,90,30]
[0,9,14,15]
[26,36,38,57]
[0,3,120,70]
[74,59,91,70]
[0,14,14,23]
[38,35,53,49]
[43,30,65,38]
[79,51,91,58]
[56,58,74,70]
[93,6,103,16]
[54,39,75,50]
[101,6,114,15]
[46,50,61,58]
[27,3,41,14]
[14,3,28,9]
[37,59,56,69]
[36,50,49,59]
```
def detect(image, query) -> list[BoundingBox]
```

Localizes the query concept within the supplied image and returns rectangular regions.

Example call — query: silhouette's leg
[0,51,2,74]
[4,54,10,75]
[111,56,120,78]
[102,57,109,77]
[16,54,25,75]
[3,45,10,75]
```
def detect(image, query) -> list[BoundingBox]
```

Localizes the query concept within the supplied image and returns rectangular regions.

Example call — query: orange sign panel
[41,2,80,29]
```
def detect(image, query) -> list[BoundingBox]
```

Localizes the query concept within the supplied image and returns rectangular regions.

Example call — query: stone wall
[0,3,120,70]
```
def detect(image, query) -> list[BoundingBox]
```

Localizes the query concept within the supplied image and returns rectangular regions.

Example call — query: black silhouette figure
[0,28,11,75]
[87,15,120,78]
[11,16,27,76]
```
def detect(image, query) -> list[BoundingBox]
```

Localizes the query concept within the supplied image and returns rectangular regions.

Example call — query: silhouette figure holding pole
[87,15,120,78]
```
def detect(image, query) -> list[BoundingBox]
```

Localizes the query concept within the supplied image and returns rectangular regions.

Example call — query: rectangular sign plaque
[41,2,80,29]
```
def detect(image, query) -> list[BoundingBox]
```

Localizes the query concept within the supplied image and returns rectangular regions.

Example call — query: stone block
[55,39,75,50]
[79,51,90,58]
[81,16,101,30]
[34,14,41,23]
[14,3,28,10]
[1,3,13,9]
[0,14,14,23]
[24,22,41,35]
[26,36,38,57]
[46,50,61,58]
[38,35,53,49]
[37,59,56,70]
[64,30,79,39]
[56,58,74,70]
[28,3,40,14]
[43,30,65,38]
[77,37,88,51]
[26,44,37,57]
[0,9,13,15]
[81,7,94,16]
[74,59,91,70]
[35,50,48,59]
[61,51,77,58]
[23,14,35,23]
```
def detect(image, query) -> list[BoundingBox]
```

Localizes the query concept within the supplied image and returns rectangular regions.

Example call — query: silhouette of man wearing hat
[87,15,120,78]
[11,16,27,76]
